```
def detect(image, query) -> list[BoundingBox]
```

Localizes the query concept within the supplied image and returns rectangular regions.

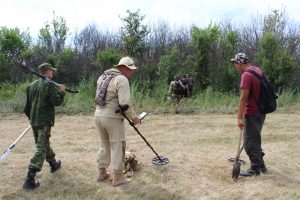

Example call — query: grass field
[0,111,299,200]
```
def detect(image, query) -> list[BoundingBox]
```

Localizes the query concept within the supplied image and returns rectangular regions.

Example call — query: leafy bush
[1,80,299,115]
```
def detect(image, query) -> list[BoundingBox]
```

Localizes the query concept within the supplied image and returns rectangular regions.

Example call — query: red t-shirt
[240,66,263,116]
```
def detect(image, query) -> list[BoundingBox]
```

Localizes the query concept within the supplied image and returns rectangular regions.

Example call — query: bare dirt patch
[0,112,299,200]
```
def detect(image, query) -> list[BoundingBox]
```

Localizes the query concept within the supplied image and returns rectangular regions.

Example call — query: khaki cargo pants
[94,116,126,173]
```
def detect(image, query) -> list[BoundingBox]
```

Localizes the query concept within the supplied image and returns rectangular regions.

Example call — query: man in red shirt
[231,53,267,177]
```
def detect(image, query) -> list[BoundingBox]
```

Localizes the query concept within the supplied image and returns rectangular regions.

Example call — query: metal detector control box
[138,112,148,120]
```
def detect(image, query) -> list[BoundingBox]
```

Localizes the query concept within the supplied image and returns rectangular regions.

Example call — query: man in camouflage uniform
[94,57,140,187]
[23,63,65,189]
[168,75,185,114]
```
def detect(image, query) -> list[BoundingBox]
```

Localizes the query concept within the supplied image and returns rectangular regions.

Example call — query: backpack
[247,69,278,114]
[173,81,184,95]
[95,71,121,106]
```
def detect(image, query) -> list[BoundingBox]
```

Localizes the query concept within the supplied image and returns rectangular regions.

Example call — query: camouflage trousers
[170,94,182,113]
[29,126,56,172]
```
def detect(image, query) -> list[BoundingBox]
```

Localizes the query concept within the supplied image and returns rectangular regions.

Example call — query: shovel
[1,125,31,161]
[232,129,243,180]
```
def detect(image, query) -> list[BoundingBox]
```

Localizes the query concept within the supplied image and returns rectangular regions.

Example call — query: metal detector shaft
[120,112,163,161]
[15,62,78,93]
[0,125,31,161]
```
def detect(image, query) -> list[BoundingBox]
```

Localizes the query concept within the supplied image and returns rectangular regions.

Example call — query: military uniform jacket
[168,80,185,96]
[94,68,137,120]
[24,78,65,126]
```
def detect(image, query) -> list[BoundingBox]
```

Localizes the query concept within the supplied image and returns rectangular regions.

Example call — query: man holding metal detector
[94,56,141,187]
[231,53,269,178]
[23,63,65,189]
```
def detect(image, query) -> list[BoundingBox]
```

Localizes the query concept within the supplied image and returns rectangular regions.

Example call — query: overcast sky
[1,0,300,38]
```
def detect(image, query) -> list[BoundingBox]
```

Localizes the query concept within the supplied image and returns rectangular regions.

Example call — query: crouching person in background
[168,75,185,114]
[94,57,140,187]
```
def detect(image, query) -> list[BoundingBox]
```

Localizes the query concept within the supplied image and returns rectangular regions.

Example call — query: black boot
[23,169,40,189]
[240,166,260,177]
[259,163,268,173]
[50,160,61,173]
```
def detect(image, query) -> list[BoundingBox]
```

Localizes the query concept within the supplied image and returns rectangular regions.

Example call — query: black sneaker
[240,168,260,177]
[50,160,61,173]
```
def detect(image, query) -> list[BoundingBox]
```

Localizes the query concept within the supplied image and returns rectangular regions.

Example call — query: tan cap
[38,63,57,73]
[115,57,137,70]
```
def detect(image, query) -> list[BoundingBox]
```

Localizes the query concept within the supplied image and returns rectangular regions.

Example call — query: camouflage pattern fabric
[95,70,121,106]
[29,126,56,171]
[168,81,184,113]
[24,78,64,126]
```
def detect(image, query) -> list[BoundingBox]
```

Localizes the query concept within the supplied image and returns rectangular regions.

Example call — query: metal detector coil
[152,156,169,165]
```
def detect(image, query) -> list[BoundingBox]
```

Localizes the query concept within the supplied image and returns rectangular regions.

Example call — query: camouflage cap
[230,53,249,64]
[38,63,57,73]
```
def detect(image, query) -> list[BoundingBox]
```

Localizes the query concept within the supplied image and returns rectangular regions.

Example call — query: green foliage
[38,12,69,55]
[263,8,287,36]
[38,24,52,53]
[225,31,239,52]
[130,80,170,114]
[188,87,239,113]
[190,24,221,90]
[277,88,297,107]
[0,52,9,81]
[57,78,96,114]
[157,46,183,84]
[216,31,240,92]
[55,48,78,83]
[0,81,29,113]
[0,27,31,61]
[1,80,300,115]
[257,32,295,90]
[36,12,70,75]
[120,9,149,58]
[0,27,32,82]
[93,48,120,73]
[0,7,300,100]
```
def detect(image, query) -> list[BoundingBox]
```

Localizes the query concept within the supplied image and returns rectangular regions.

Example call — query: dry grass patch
[0,112,299,200]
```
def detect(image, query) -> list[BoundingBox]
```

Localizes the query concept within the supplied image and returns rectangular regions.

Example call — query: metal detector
[116,105,169,165]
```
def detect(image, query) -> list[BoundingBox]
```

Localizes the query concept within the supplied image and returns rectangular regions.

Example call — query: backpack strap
[246,69,263,81]
[246,69,263,104]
